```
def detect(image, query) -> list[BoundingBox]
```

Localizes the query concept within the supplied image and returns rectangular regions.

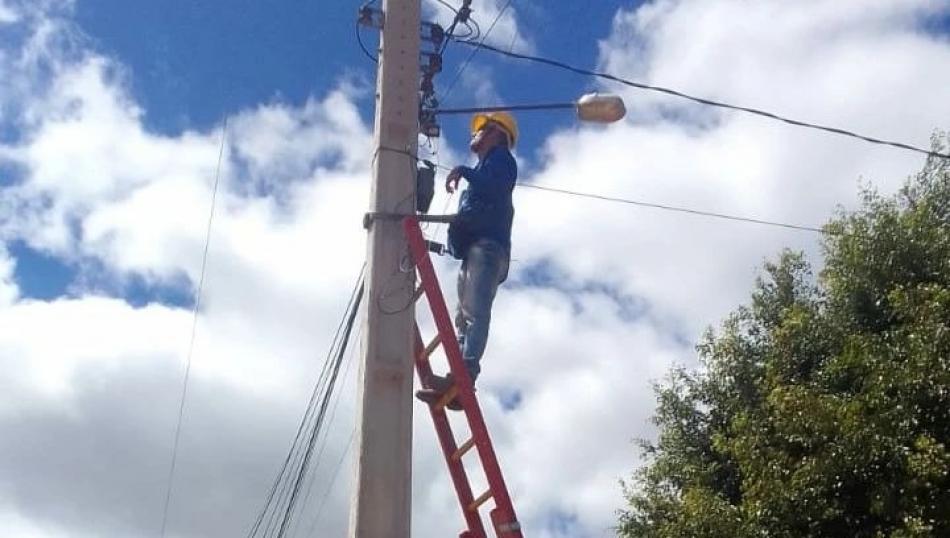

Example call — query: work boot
[415,373,465,411]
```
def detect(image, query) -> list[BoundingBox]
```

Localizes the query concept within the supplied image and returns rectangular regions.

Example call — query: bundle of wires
[435,0,480,48]
[246,267,365,538]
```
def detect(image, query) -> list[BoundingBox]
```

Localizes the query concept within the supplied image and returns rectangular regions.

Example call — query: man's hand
[445,167,462,193]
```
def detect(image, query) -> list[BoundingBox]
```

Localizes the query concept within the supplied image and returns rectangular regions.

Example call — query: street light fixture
[415,93,627,212]
[430,92,627,123]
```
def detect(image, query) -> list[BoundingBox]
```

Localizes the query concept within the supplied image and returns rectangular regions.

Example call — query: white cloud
[0,1,948,537]
[0,297,185,404]
[493,0,950,532]
[0,2,18,24]
[539,0,950,335]
[457,63,503,106]
[0,509,71,538]
[0,7,373,536]
[470,0,534,54]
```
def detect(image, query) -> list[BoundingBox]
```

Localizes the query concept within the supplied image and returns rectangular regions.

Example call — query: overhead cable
[306,428,357,534]
[437,0,474,56]
[160,117,229,537]
[355,22,378,63]
[434,0,460,16]
[517,183,828,234]
[441,0,514,103]
[355,0,381,63]
[454,39,950,161]
[378,145,829,234]
[290,322,362,537]
[247,267,365,538]
[434,0,477,41]
[275,281,361,538]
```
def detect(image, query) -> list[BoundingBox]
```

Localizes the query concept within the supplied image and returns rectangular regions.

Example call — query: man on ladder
[417,112,519,409]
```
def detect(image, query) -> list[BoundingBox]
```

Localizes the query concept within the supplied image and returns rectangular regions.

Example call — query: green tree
[620,138,950,538]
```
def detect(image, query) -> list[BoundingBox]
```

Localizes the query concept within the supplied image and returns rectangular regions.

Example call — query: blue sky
[2,1,949,537]
[12,0,631,303]
[73,0,627,153]
[20,0,948,304]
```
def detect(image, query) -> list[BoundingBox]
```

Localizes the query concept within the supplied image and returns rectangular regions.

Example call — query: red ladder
[403,216,523,538]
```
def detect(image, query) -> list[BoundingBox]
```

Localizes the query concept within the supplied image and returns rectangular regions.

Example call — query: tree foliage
[620,138,950,537]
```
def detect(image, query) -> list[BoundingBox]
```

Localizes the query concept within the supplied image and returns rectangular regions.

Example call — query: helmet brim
[471,114,516,148]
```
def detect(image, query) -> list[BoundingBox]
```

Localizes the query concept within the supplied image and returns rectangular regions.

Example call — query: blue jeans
[455,239,509,383]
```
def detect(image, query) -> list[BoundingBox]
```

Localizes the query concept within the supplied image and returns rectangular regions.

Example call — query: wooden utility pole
[349,0,420,536]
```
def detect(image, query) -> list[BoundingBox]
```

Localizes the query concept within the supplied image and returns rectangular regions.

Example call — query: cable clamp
[457,0,472,23]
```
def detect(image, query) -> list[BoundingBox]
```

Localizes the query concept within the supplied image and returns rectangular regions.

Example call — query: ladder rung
[435,385,459,411]
[451,437,476,462]
[406,218,519,537]
[422,335,442,360]
[468,489,493,512]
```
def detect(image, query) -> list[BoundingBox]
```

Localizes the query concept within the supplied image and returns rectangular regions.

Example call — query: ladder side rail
[403,217,523,537]
[413,328,487,538]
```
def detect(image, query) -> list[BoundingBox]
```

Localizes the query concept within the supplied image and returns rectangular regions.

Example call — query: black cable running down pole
[246,266,365,538]
[276,281,364,538]
[455,39,950,161]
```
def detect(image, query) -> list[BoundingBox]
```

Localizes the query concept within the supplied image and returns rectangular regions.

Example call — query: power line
[436,0,475,56]
[250,269,363,538]
[378,145,830,234]
[433,0,478,41]
[453,39,950,161]
[434,0,460,17]
[355,0,380,63]
[160,117,229,537]
[248,269,362,537]
[517,183,828,234]
[294,327,362,538]
[275,280,361,538]
[355,21,378,63]
[289,321,362,538]
[247,266,365,538]
[441,0,514,103]
[304,427,357,536]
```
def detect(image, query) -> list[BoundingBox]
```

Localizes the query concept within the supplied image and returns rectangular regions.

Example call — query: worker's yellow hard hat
[471,111,518,148]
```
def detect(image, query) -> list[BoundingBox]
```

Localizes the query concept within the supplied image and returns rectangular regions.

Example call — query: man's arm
[454,152,516,196]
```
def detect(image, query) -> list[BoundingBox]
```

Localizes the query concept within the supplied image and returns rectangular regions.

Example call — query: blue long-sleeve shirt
[447,145,518,258]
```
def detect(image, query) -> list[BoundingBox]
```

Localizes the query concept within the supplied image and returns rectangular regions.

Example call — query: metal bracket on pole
[364,212,455,229]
